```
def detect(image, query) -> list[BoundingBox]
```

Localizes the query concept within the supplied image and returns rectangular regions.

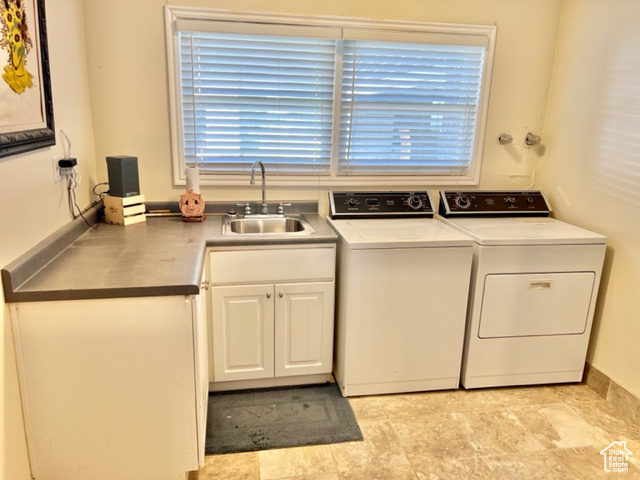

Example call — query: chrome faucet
[250,160,268,214]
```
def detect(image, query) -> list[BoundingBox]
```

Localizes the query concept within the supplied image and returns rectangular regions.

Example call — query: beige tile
[552,445,640,479]
[513,404,608,449]
[411,457,495,480]
[442,388,505,413]
[608,382,640,423]
[380,388,501,418]
[626,439,640,470]
[454,409,545,456]
[391,413,481,461]
[287,476,339,480]
[348,395,388,420]
[568,399,640,441]
[583,364,610,400]
[194,452,259,480]
[490,385,564,407]
[377,391,456,418]
[258,445,336,480]
[338,465,417,480]
[330,419,409,473]
[547,383,606,404]
[483,452,573,480]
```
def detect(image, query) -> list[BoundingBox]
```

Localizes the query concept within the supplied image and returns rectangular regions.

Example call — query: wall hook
[525,132,542,146]
[498,133,513,145]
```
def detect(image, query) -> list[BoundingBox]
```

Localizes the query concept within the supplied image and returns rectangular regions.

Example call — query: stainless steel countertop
[2,206,337,303]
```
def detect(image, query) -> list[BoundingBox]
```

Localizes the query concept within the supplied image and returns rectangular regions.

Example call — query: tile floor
[190,384,640,479]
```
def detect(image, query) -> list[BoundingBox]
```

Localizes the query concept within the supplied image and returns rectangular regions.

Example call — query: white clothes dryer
[438,190,606,389]
[328,191,473,397]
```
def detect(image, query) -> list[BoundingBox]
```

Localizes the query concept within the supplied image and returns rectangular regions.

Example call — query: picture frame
[0,0,55,158]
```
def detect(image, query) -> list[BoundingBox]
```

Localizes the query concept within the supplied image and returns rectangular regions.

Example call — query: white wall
[0,0,96,478]
[83,0,563,212]
[538,0,640,397]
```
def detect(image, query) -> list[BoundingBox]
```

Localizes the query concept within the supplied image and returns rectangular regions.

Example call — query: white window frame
[165,6,496,188]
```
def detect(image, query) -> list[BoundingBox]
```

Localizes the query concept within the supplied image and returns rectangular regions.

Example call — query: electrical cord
[66,170,98,229]
[59,129,99,229]
[61,130,72,158]
[92,182,110,200]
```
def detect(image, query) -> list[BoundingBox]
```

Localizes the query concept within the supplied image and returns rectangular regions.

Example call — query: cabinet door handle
[279,292,284,298]
[266,293,272,299]
[200,279,210,290]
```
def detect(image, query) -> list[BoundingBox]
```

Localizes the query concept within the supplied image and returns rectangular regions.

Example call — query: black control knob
[506,197,516,205]
[347,198,357,207]
[526,197,534,204]
[455,195,470,209]
[407,195,423,209]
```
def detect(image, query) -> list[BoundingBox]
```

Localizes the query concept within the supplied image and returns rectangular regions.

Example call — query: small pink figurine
[179,189,206,222]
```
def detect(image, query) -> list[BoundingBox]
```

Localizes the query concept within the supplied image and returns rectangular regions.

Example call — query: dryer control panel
[439,190,551,217]
[329,191,434,218]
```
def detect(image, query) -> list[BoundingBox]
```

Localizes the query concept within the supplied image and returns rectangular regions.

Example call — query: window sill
[174,174,479,189]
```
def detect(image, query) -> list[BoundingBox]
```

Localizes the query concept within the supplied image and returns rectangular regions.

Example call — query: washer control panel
[329,191,434,218]
[439,190,551,217]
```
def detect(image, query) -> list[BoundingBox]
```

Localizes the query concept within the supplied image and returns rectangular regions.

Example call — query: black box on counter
[106,155,140,197]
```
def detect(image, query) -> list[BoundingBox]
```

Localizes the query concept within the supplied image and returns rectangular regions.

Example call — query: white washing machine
[438,190,606,389]
[327,191,474,397]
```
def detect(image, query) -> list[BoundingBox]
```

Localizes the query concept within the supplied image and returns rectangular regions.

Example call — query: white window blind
[178,30,336,175]
[166,8,496,185]
[339,39,486,176]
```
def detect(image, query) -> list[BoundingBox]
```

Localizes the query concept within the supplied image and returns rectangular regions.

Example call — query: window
[165,8,496,186]
[178,28,337,176]
[339,38,486,177]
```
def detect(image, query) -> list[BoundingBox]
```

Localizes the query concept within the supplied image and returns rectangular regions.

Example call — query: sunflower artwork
[0,0,33,94]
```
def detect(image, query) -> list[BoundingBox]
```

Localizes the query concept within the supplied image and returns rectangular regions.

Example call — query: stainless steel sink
[222,215,315,235]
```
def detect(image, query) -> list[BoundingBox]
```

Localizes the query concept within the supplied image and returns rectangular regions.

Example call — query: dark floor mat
[205,383,363,454]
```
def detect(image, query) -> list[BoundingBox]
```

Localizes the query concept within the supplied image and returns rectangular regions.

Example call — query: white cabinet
[10,294,208,480]
[208,245,336,388]
[192,288,209,464]
[211,284,275,381]
[275,282,334,377]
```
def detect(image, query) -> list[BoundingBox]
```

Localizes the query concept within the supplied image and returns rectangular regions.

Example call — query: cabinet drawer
[209,246,336,284]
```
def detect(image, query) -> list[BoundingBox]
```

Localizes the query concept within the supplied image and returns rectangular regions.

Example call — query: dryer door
[478,272,596,338]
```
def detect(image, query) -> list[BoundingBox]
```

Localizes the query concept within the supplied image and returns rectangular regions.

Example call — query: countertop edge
[4,285,201,303]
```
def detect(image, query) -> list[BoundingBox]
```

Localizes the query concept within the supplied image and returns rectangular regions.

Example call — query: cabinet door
[211,284,274,382]
[274,282,334,377]
[11,297,199,480]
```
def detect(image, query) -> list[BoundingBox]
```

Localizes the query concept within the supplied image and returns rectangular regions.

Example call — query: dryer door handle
[528,279,554,290]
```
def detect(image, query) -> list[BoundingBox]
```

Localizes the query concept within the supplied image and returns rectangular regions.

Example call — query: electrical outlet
[52,155,63,182]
